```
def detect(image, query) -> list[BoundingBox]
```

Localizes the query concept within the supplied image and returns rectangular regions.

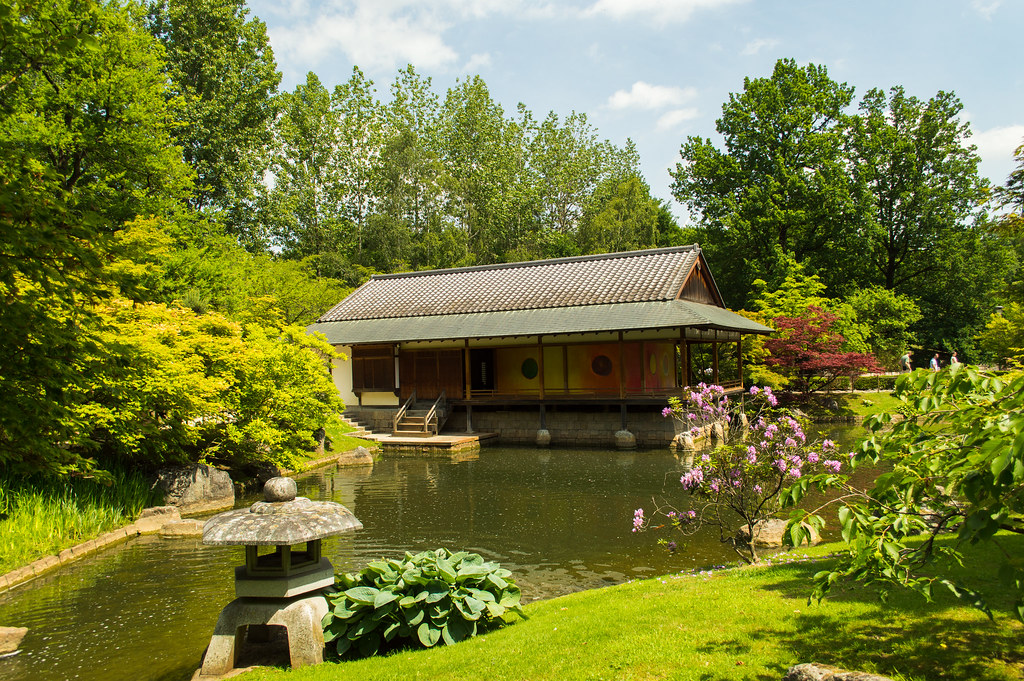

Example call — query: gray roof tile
[319,246,701,322]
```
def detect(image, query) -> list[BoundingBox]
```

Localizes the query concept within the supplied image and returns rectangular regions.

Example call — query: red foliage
[764,306,881,395]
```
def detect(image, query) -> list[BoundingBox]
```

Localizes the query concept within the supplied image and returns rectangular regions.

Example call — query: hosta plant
[323,548,525,658]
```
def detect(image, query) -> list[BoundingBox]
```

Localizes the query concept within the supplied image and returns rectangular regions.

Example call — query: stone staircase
[339,412,372,439]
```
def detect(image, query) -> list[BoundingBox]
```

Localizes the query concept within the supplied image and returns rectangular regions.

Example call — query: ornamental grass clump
[634,384,847,564]
[323,548,525,659]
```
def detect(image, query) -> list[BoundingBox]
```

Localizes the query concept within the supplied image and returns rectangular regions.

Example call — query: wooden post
[712,340,719,385]
[537,335,545,400]
[737,336,743,387]
[463,340,472,401]
[618,331,626,399]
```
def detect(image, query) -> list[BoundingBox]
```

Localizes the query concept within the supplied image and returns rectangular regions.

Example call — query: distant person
[930,353,940,371]
[950,351,960,364]
[899,350,913,373]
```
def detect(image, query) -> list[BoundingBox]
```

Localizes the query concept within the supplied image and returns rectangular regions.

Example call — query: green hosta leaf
[442,616,472,645]
[425,579,449,603]
[344,586,380,605]
[485,573,508,590]
[374,589,400,608]
[348,616,380,639]
[335,637,352,656]
[383,621,403,642]
[499,585,522,607]
[485,601,506,618]
[399,596,417,608]
[404,606,425,627]
[417,622,441,647]
[468,587,496,603]
[457,564,493,580]
[437,557,457,583]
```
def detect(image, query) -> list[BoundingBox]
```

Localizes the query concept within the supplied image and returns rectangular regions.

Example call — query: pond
[0,425,865,681]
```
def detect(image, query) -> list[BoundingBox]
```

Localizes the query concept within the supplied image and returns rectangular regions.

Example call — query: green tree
[580,173,662,253]
[846,286,923,370]
[849,87,987,292]
[792,366,1024,622]
[671,59,859,305]
[146,0,280,247]
[0,0,191,476]
[267,72,346,266]
[975,303,1024,367]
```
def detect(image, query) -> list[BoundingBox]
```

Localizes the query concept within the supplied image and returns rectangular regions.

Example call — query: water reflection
[0,427,865,681]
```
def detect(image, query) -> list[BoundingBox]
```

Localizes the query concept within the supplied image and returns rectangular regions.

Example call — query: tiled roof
[320,246,702,322]
[308,300,773,345]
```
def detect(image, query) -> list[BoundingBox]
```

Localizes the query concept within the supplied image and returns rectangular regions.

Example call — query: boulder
[535,429,551,447]
[152,464,235,514]
[335,446,374,467]
[784,663,893,681]
[0,627,27,655]
[737,518,821,548]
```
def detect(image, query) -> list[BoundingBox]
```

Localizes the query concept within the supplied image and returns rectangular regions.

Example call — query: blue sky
[247,0,1024,221]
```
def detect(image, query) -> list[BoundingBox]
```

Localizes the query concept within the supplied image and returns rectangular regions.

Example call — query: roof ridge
[369,245,700,281]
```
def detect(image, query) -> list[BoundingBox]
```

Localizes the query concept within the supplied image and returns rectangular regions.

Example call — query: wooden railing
[392,390,415,433]
[423,390,447,434]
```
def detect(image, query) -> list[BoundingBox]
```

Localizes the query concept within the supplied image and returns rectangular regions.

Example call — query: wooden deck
[359,431,498,456]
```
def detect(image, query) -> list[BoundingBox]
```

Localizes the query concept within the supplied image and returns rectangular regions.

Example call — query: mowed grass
[239,537,1024,681]
[840,391,903,424]
[0,471,159,573]
[322,417,375,456]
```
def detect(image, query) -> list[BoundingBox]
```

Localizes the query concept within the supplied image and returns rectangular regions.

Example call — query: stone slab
[0,627,28,655]
[135,517,166,535]
[160,520,204,537]
[32,556,59,575]
[234,559,335,598]
[139,506,182,520]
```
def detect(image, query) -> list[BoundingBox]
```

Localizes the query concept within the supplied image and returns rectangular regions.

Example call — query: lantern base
[234,558,335,598]
[197,594,328,678]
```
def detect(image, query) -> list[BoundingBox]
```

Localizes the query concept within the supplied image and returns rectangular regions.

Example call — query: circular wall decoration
[591,355,613,377]
[521,357,539,380]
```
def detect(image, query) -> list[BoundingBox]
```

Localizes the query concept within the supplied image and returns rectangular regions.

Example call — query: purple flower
[749,386,761,396]
[784,437,797,447]
[824,459,842,473]
[680,467,704,490]
[686,510,696,519]
[688,412,697,420]
[732,479,742,488]
[632,508,645,532]
[666,541,677,552]
[753,484,763,494]
[662,407,673,417]
[789,467,802,479]
[709,479,721,492]
[807,451,819,463]
[774,458,787,473]
[823,439,836,451]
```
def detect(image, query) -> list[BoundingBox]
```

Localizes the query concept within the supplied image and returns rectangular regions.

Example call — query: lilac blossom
[632,508,645,532]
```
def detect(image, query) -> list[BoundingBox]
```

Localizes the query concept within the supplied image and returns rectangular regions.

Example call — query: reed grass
[0,470,160,573]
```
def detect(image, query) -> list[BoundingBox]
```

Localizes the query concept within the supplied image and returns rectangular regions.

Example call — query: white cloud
[584,0,748,23]
[656,108,700,131]
[973,124,1024,165]
[463,52,492,73]
[740,37,779,56]
[607,82,697,110]
[970,0,1001,19]
[268,4,458,73]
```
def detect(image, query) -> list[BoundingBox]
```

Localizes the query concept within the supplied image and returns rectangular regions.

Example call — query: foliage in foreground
[634,384,845,564]
[0,470,160,573]
[789,365,1024,622]
[242,538,1024,681]
[324,549,525,659]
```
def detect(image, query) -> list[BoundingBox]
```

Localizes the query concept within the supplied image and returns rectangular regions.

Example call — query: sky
[246,0,1024,222]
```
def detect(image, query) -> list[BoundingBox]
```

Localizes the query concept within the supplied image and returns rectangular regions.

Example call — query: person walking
[899,350,913,373]
[950,351,959,364]
[930,353,941,371]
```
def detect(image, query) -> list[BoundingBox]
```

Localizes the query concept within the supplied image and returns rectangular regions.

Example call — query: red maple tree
[764,306,881,396]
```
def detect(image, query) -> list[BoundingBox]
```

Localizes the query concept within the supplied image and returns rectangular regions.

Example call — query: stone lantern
[196,477,361,678]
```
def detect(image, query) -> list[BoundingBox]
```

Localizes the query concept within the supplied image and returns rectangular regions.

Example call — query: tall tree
[267,72,345,268]
[849,87,988,292]
[0,0,191,474]
[147,0,280,247]
[671,58,859,305]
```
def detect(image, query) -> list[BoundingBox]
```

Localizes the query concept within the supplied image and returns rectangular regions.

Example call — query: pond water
[0,426,864,681]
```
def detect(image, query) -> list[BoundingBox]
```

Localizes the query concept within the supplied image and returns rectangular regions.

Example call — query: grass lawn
[322,417,374,456]
[239,537,1023,681]
[839,391,903,424]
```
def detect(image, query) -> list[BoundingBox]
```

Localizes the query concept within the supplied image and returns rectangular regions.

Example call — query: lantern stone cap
[202,477,362,546]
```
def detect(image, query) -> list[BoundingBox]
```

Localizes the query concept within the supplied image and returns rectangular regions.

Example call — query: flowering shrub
[634,383,845,564]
